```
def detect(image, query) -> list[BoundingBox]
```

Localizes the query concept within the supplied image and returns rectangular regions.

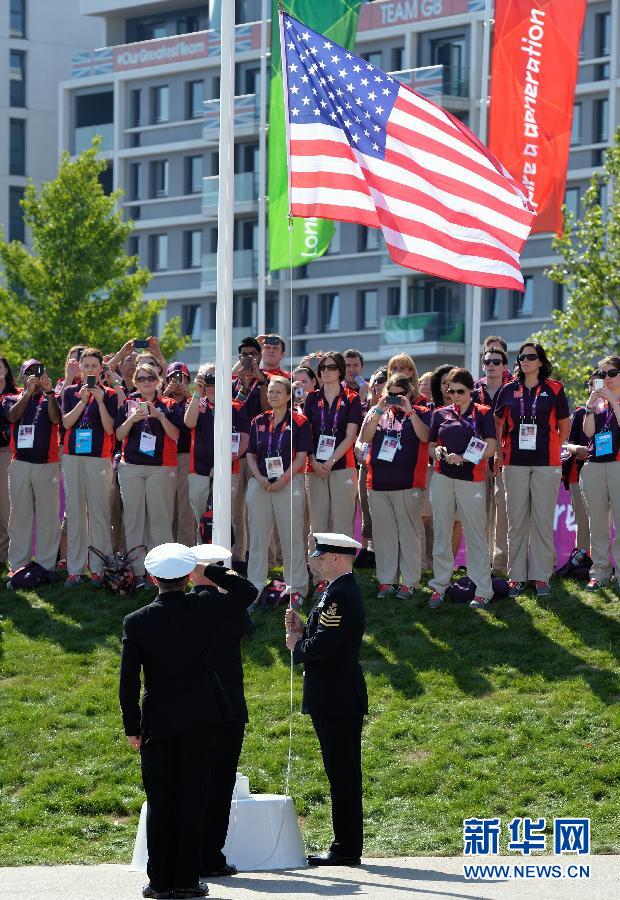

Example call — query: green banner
[268,0,361,271]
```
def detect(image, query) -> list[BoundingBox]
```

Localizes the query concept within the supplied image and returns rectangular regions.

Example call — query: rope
[285,213,295,799]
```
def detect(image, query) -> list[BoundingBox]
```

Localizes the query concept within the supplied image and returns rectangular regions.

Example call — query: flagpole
[469,0,493,378]
[257,0,269,334]
[213,0,235,546]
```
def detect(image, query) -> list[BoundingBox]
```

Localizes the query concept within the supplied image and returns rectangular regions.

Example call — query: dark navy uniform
[293,571,368,859]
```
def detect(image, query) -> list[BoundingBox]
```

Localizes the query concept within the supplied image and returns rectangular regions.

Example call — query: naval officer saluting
[285,533,368,866]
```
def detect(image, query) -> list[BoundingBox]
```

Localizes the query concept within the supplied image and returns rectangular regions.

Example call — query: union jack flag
[280,12,535,291]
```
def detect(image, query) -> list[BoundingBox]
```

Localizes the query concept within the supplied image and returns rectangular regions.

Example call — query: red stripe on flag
[291,201,380,228]
[387,243,526,291]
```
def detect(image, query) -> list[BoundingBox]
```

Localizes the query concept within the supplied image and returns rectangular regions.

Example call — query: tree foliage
[0,141,186,379]
[532,128,620,404]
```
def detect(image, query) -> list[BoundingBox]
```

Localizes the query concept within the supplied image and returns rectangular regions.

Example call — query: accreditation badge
[265,456,284,480]
[595,431,613,457]
[463,437,487,464]
[139,431,157,457]
[518,423,537,450]
[75,428,93,455]
[17,425,35,449]
[231,431,241,455]
[316,434,336,461]
[377,435,399,462]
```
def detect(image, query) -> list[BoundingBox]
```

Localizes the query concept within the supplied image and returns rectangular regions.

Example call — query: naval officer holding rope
[285,533,368,866]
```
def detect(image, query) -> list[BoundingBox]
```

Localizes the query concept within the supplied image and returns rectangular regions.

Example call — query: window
[511,276,533,318]
[99,162,113,196]
[178,14,201,33]
[297,294,310,334]
[152,85,170,123]
[187,80,204,119]
[361,50,382,67]
[326,222,340,254]
[150,159,169,197]
[182,304,202,342]
[10,119,26,176]
[10,50,26,107]
[184,230,202,268]
[594,98,609,143]
[554,283,566,311]
[570,103,581,145]
[130,89,141,127]
[387,286,400,317]
[9,186,25,242]
[127,236,139,263]
[129,163,141,201]
[233,295,257,329]
[391,46,404,72]
[266,293,278,333]
[359,290,379,329]
[358,225,380,251]
[10,0,26,38]
[149,234,168,271]
[596,12,611,57]
[484,288,499,321]
[138,20,167,40]
[320,293,340,332]
[564,187,579,220]
[185,155,202,193]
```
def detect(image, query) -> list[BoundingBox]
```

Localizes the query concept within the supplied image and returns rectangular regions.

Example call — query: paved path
[1,857,618,900]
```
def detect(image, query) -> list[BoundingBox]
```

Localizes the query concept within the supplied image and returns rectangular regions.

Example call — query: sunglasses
[518,353,539,362]
[597,369,619,379]
[319,364,339,372]
[373,378,387,386]
[483,358,504,366]
[447,387,467,395]
[240,351,259,358]
[136,375,157,383]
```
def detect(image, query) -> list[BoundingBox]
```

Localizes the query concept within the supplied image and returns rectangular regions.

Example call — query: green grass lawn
[0,569,619,865]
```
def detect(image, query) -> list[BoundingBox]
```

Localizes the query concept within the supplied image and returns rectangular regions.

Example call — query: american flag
[280,13,535,291]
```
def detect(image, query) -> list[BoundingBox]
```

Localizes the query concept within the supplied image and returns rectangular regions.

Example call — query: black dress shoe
[172,884,209,899]
[201,863,238,877]
[307,850,361,866]
[141,885,173,899]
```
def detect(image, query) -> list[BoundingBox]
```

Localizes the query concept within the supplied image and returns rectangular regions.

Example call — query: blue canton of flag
[463,818,501,855]
[554,819,590,855]
[507,817,547,855]
[282,16,396,161]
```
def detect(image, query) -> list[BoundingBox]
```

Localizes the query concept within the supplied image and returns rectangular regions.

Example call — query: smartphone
[264,336,281,346]
[204,374,216,386]
[594,378,604,391]
[86,375,96,389]
[387,395,403,406]
[76,347,84,361]
[294,384,305,401]
[240,356,253,371]
[139,401,149,414]
[34,364,44,378]
[134,339,149,349]
[172,371,184,383]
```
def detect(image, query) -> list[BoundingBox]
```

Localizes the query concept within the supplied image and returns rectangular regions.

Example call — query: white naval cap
[190,543,233,566]
[144,543,198,579]
[310,533,362,557]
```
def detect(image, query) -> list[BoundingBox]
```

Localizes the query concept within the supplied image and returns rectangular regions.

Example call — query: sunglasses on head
[447,387,467,395]
[319,363,339,372]
[518,352,539,362]
[484,358,504,366]
[597,369,619,379]
[136,375,157,383]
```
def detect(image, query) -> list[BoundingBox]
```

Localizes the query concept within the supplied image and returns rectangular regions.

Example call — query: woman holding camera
[428,368,496,608]
[115,363,182,586]
[0,357,18,567]
[579,356,620,590]
[494,343,570,597]
[61,348,119,587]
[360,374,431,598]
[246,376,312,607]
[184,364,249,539]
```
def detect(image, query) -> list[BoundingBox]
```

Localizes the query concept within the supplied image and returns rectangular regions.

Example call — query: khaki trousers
[429,472,493,599]
[0,446,11,564]
[579,461,620,581]
[503,464,561,583]
[368,488,424,586]
[118,462,176,575]
[173,453,195,547]
[569,482,590,552]
[306,467,358,539]
[358,462,373,540]
[8,460,61,572]
[61,454,113,576]
[231,457,249,561]
[485,467,509,573]
[110,466,126,555]
[247,474,308,597]
[188,471,240,545]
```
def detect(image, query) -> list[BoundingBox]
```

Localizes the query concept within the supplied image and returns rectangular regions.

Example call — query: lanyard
[267,414,287,457]
[319,392,344,434]
[78,390,94,427]
[449,403,479,438]
[24,393,46,428]
[519,385,542,422]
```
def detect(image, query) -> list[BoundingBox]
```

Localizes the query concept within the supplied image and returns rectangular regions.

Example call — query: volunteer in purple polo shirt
[580,355,620,591]
[61,348,118,587]
[428,367,496,610]
[3,359,62,576]
[494,342,570,598]
[246,376,312,607]
[184,363,249,540]
[0,357,18,567]
[360,374,431,599]
[115,362,182,586]
[163,361,195,547]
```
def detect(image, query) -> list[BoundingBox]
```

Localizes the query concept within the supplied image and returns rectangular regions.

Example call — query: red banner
[489,0,586,235]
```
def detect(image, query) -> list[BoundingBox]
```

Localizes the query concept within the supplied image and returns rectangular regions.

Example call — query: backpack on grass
[8,562,53,590]
[88,545,146,596]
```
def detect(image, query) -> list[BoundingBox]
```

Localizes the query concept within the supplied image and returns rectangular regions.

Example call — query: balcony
[204,94,259,138]
[381,312,465,348]
[203,172,259,213]
[74,122,114,154]
[202,248,258,286]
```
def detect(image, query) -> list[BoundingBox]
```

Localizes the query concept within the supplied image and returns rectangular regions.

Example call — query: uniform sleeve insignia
[319,602,342,627]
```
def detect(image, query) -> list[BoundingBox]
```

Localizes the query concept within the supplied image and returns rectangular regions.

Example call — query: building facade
[0,0,101,244]
[60,0,618,372]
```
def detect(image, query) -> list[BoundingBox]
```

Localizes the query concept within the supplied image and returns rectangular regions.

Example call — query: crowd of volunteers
[1,332,619,606]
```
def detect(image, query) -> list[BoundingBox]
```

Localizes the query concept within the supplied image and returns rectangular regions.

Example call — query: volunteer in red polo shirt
[0,357,18,568]
[494,342,570,598]
[246,376,312,607]
[3,359,62,576]
[563,376,594,555]
[61,347,119,587]
[163,361,195,547]
[184,363,249,540]
[304,352,363,597]
[428,367,496,609]
[114,363,182,587]
[360,374,431,599]
[580,356,620,591]
[258,333,290,378]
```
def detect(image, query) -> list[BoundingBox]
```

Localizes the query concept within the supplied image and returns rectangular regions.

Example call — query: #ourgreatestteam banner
[488,0,586,235]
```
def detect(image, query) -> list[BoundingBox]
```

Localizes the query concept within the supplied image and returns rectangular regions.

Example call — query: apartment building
[0,0,101,244]
[59,0,619,370]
